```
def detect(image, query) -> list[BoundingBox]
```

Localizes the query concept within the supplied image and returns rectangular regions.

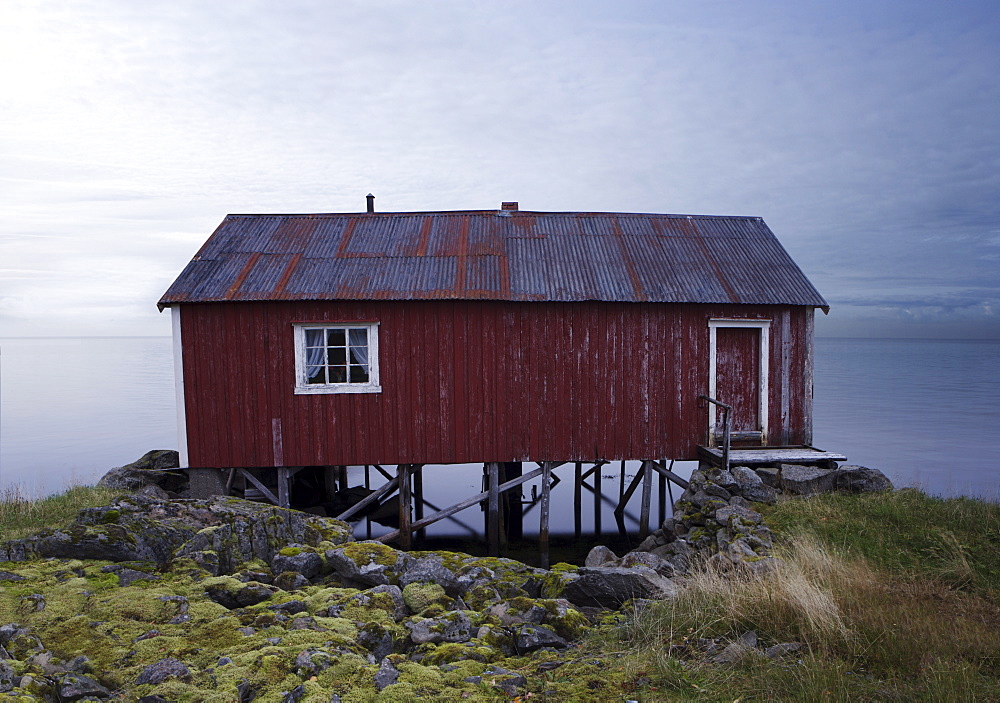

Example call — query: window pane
[305,329,324,347]
[329,347,347,364]
[306,366,325,384]
[349,365,370,383]
[327,329,346,346]
[329,365,347,383]
[348,328,368,347]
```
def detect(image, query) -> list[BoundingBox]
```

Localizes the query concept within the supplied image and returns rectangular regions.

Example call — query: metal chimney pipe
[366,193,375,213]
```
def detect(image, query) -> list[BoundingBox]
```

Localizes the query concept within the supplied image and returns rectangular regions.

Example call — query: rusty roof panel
[236,254,297,297]
[465,255,502,293]
[426,214,467,257]
[159,211,828,308]
[303,218,350,258]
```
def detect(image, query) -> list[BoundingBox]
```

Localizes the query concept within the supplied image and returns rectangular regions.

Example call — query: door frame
[707,318,771,445]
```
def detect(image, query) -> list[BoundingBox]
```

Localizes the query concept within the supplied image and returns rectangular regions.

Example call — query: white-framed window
[293,322,381,394]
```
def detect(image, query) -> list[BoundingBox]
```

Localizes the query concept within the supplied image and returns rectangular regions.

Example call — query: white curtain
[306,346,326,367]
[349,328,369,368]
[305,329,326,377]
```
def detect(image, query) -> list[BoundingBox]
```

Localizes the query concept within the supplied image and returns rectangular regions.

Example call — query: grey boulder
[780,464,838,496]
[562,566,676,608]
[833,465,893,493]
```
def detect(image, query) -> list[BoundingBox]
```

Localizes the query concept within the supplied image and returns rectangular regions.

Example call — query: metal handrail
[699,395,731,472]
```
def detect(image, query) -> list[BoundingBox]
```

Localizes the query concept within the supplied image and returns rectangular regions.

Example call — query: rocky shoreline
[0,454,892,701]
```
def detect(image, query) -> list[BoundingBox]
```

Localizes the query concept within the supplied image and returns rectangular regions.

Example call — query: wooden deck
[698,445,847,469]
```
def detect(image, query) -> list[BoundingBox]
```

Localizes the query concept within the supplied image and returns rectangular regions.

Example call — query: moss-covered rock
[401,582,448,616]
[325,542,412,588]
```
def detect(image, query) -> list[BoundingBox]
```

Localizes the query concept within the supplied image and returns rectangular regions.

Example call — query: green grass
[611,489,1000,701]
[0,484,123,541]
[762,488,1000,591]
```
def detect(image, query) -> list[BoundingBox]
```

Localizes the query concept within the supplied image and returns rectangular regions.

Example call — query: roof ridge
[222,211,764,219]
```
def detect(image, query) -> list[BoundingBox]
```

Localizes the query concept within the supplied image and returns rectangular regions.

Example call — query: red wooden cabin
[159,200,829,548]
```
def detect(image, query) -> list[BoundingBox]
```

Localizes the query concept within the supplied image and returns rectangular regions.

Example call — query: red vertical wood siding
[178,301,814,467]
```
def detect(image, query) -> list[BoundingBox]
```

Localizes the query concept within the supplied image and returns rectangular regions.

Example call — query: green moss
[541,605,591,641]
[199,575,245,595]
[462,584,502,611]
[312,616,359,640]
[339,542,401,568]
[538,571,574,600]
[408,550,472,574]
[548,562,578,574]
[363,591,401,617]
[278,546,302,557]
[98,509,121,524]
[401,582,447,615]
[338,602,395,627]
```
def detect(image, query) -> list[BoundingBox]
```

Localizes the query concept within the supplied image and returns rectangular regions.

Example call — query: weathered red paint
[716,327,761,432]
[178,300,815,469]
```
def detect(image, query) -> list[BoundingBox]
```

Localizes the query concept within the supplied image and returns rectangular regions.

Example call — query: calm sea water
[1,337,997,530]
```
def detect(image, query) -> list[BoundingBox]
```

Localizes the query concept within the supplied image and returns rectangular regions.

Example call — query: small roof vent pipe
[366,193,375,213]
[501,201,518,211]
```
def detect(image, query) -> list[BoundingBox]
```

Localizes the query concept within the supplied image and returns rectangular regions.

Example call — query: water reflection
[1,336,996,507]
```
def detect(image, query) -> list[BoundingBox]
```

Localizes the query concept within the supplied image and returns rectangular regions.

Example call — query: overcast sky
[2,0,998,338]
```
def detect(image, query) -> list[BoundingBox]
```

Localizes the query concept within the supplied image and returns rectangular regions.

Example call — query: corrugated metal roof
[158,210,828,309]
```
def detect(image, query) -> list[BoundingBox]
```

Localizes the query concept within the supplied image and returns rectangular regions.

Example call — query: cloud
[1,0,998,337]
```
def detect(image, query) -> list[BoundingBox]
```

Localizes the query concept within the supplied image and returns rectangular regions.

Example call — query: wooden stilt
[238,468,280,505]
[593,461,602,537]
[502,462,523,541]
[277,467,290,508]
[665,459,677,513]
[364,465,372,539]
[413,465,425,544]
[639,460,653,539]
[398,464,412,550]
[658,469,667,526]
[377,466,544,544]
[337,465,348,492]
[336,476,398,521]
[617,470,645,507]
[323,466,339,500]
[487,462,500,557]
[573,461,583,538]
[539,461,552,569]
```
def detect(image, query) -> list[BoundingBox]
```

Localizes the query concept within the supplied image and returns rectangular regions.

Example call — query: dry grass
[615,524,1000,700]
[628,535,851,652]
[0,484,121,541]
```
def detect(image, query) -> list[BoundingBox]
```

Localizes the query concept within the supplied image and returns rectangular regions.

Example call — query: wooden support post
[277,467,291,508]
[323,466,339,500]
[639,460,653,539]
[364,465,372,539]
[539,462,552,570]
[238,468,280,505]
[378,467,544,544]
[336,476,399,521]
[487,462,500,557]
[398,464,412,551]
[501,462,523,541]
[573,461,583,538]
[658,470,667,526]
[413,465,425,544]
[337,465,348,492]
[593,461,602,537]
